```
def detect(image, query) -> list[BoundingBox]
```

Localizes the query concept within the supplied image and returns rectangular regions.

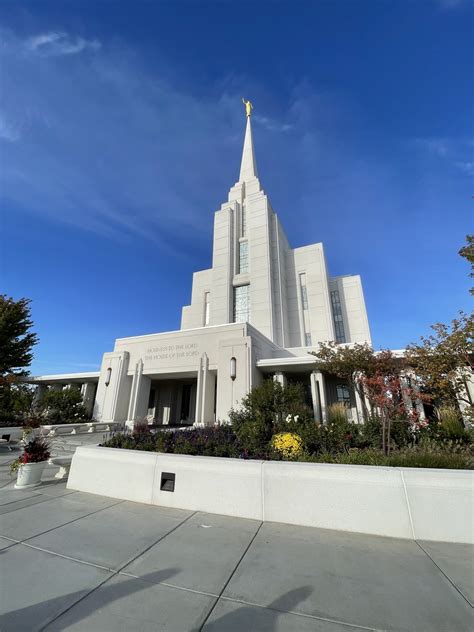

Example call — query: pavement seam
[18,541,116,573]
[198,520,264,632]
[16,508,196,574]
[399,470,416,539]
[116,509,197,571]
[118,570,219,598]
[0,492,72,515]
[218,595,384,631]
[415,540,474,608]
[39,509,198,631]
[10,498,125,544]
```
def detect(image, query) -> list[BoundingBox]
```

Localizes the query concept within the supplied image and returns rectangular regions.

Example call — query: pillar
[353,387,365,424]
[32,384,47,411]
[195,353,216,426]
[310,371,327,424]
[201,354,217,425]
[273,371,287,388]
[81,382,96,417]
[456,369,474,425]
[127,359,151,426]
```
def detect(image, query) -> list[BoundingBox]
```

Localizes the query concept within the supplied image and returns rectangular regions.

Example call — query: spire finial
[239,107,258,182]
[242,97,253,118]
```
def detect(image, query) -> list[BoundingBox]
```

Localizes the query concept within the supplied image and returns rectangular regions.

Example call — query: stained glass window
[233,284,250,322]
[239,241,249,274]
[330,290,346,343]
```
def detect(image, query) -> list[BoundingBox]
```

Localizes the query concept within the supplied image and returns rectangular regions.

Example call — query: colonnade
[31,382,97,417]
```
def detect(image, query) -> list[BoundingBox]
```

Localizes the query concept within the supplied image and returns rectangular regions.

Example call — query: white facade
[31,112,374,425]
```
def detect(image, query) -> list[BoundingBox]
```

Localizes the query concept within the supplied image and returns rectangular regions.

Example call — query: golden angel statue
[242,97,253,117]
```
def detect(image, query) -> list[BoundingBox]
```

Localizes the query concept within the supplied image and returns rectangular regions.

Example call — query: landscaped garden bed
[103,381,473,470]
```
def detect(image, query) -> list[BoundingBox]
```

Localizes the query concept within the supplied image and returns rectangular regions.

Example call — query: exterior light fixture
[105,367,112,387]
[230,357,237,381]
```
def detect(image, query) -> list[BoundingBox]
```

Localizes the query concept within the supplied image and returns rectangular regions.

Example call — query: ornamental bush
[271,432,303,460]
[39,389,89,423]
[229,379,312,456]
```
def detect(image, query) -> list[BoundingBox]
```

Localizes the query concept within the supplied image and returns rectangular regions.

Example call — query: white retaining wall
[0,426,24,442]
[67,446,474,543]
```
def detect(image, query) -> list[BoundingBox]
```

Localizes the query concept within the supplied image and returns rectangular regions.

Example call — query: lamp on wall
[230,357,237,381]
[105,367,112,387]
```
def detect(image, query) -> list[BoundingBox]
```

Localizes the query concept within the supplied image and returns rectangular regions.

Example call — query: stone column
[201,354,217,426]
[353,387,365,424]
[127,359,151,427]
[310,371,327,424]
[273,371,287,388]
[81,382,96,417]
[32,384,47,411]
[456,369,474,425]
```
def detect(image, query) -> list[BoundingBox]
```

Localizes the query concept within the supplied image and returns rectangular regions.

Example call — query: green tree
[0,295,38,416]
[405,312,473,410]
[39,388,89,423]
[458,234,474,295]
[310,342,381,420]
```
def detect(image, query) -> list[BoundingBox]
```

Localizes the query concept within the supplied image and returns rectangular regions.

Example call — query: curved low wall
[0,426,24,442]
[67,446,474,543]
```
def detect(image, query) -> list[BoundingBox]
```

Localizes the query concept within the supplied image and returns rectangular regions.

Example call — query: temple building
[31,104,373,425]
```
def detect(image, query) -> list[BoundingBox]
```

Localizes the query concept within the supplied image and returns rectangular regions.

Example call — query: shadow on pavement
[0,567,179,631]
[204,586,313,631]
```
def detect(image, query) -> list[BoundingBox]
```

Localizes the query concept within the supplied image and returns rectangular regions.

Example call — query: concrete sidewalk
[0,450,473,631]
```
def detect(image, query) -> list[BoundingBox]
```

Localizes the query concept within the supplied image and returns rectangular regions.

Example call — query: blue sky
[1,0,473,375]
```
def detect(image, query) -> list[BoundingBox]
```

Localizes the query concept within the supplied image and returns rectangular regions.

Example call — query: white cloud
[455,161,474,175]
[253,114,293,133]
[0,28,247,253]
[0,112,20,141]
[25,31,101,56]
[414,137,448,157]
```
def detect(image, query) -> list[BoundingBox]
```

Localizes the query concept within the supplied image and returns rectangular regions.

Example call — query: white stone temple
[31,105,373,425]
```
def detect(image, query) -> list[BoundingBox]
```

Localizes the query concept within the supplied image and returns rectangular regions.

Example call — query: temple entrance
[147,378,197,426]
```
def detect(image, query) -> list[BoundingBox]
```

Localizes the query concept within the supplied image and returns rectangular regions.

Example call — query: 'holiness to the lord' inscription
[144,343,199,363]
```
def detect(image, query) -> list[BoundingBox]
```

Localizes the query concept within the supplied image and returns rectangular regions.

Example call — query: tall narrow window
[233,284,250,322]
[204,292,210,326]
[239,241,248,274]
[304,333,312,346]
[299,273,309,310]
[241,203,247,237]
[330,289,346,343]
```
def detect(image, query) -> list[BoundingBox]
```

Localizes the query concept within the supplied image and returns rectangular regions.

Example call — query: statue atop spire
[239,102,258,182]
[242,97,253,118]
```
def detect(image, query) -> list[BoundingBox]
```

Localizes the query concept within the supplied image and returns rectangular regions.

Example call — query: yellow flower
[271,432,303,460]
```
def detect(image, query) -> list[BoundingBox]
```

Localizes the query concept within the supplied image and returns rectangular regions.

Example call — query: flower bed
[102,423,473,469]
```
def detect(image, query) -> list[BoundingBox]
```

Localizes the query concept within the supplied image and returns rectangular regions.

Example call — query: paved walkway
[0,449,473,631]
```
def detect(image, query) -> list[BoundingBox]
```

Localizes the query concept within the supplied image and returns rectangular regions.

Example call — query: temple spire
[239,105,258,183]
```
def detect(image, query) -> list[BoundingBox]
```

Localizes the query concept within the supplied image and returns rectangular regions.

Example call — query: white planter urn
[14,461,47,489]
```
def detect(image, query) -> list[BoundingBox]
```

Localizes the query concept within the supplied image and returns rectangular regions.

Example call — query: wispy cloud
[25,31,101,56]
[455,161,474,175]
[0,28,250,253]
[413,136,473,175]
[0,111,20,141]
[253,114,293,133]
[437,0,468,9]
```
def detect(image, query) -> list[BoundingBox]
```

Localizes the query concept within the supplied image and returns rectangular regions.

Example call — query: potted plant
[11,436,51,489]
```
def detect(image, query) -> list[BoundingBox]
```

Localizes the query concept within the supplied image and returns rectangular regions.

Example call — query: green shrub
[436,406,465,439]
[327,402,348,426]
[39,389,89,423]
[303,443,473,469]
[229,380,312,457]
